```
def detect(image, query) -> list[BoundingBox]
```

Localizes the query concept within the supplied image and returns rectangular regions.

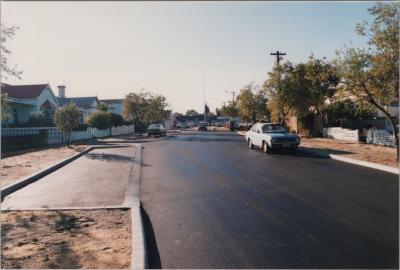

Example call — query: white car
[245,123,300,153]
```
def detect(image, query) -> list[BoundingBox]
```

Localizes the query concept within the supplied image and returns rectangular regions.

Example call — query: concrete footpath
[1,146,138,209]
[1,143,147,269]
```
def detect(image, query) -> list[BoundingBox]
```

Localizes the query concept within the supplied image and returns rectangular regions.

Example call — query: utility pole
[225,90,236,105]
[270,50,287,124]
[270,50,286,67]
[225,90,236,118]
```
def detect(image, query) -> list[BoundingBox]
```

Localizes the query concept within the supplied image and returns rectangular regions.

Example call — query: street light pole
[202,75,206,122]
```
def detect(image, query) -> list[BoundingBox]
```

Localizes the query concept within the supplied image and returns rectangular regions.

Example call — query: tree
[185,109,199,116]
[144,94,169,124]
[324,100,374,129]
[97,103,108,112]
[87,111,112,130]
[263,62,299,124]
[1,24,22,79]
[1,93,10,122]
[123,91,169,134]
[264,58,338,134]
[110,113,124,127]
[123,92,148,134]
[1,24,22,123]
[303,56,340,133]
[335,2,399,160]
[55,103,81,147]
[221,102,238,118]
[236,82,269,123]
[236,83,255,122]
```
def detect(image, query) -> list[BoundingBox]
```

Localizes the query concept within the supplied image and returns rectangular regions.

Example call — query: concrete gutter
[123,144,147,270]
[1,146,95,200]
[300,147,399,175]
[237,131,398,174]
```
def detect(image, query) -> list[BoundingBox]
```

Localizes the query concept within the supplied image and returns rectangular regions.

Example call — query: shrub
[110,113,124,127]
[25,112,55,127]
[87,111,111,130]
[55,103,81,147]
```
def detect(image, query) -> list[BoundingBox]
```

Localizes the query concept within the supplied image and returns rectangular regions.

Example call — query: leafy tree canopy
[87,111,112,130]
[55,103,81,147]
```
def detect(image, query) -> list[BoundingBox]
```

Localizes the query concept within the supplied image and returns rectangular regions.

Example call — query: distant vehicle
[216,117,230,127]
[198,121,207,131]
[176,122,185,128]
[147,123,167,137]
[187,121,196,127]
[245,123,300,153]
[229,119,238,131]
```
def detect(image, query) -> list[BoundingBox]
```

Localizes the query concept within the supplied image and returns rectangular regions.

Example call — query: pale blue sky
[2,1,374,113]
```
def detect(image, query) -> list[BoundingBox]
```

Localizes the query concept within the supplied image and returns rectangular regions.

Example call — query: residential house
[57,87,100,124]
[1,83,59,126]
[99,99,123,115]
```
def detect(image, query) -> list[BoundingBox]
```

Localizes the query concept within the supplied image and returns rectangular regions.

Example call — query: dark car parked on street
[198,121,208,131]
[147,123,167,137]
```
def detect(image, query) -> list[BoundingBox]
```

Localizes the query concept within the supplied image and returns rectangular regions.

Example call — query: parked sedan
[198,121,208,131]
[245,123,300,153]
[147,123,167,137]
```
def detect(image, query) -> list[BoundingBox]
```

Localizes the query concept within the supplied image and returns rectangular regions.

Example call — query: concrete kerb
[1,146,94,200]
[299,147,399,174]
[236,131,399,174]
[122,144,147,270]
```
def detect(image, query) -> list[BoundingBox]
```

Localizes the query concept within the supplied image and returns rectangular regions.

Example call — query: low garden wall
[323,127,359,142]
[1,124,135,151]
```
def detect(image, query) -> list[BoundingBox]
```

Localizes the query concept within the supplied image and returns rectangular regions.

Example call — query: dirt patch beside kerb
[1,208,131,269]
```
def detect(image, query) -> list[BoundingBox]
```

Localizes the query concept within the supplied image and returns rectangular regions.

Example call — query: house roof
[57,96,99,107]
[100,99,123,104]
[1,83,49,99]
[40,100,57,109]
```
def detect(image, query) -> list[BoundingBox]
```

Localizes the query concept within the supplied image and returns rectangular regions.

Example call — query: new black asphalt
[141,132,399,269]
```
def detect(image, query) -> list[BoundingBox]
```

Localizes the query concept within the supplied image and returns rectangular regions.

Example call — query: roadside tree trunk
[366,94,399,161]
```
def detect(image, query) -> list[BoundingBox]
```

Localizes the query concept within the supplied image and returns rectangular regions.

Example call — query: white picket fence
[366,129,395,147]
[323,127,359,142]
[2,124,135,145]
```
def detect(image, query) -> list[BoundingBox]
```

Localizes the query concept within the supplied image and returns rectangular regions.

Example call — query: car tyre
[248,139,254,149]
[263,142,271,154]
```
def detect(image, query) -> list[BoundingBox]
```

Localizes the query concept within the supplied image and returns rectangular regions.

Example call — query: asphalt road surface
[2,146,138,209]
[141,132,399,269]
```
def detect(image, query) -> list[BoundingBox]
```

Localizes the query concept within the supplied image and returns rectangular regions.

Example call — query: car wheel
[248,139,254,149]
[263,142,271,154]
